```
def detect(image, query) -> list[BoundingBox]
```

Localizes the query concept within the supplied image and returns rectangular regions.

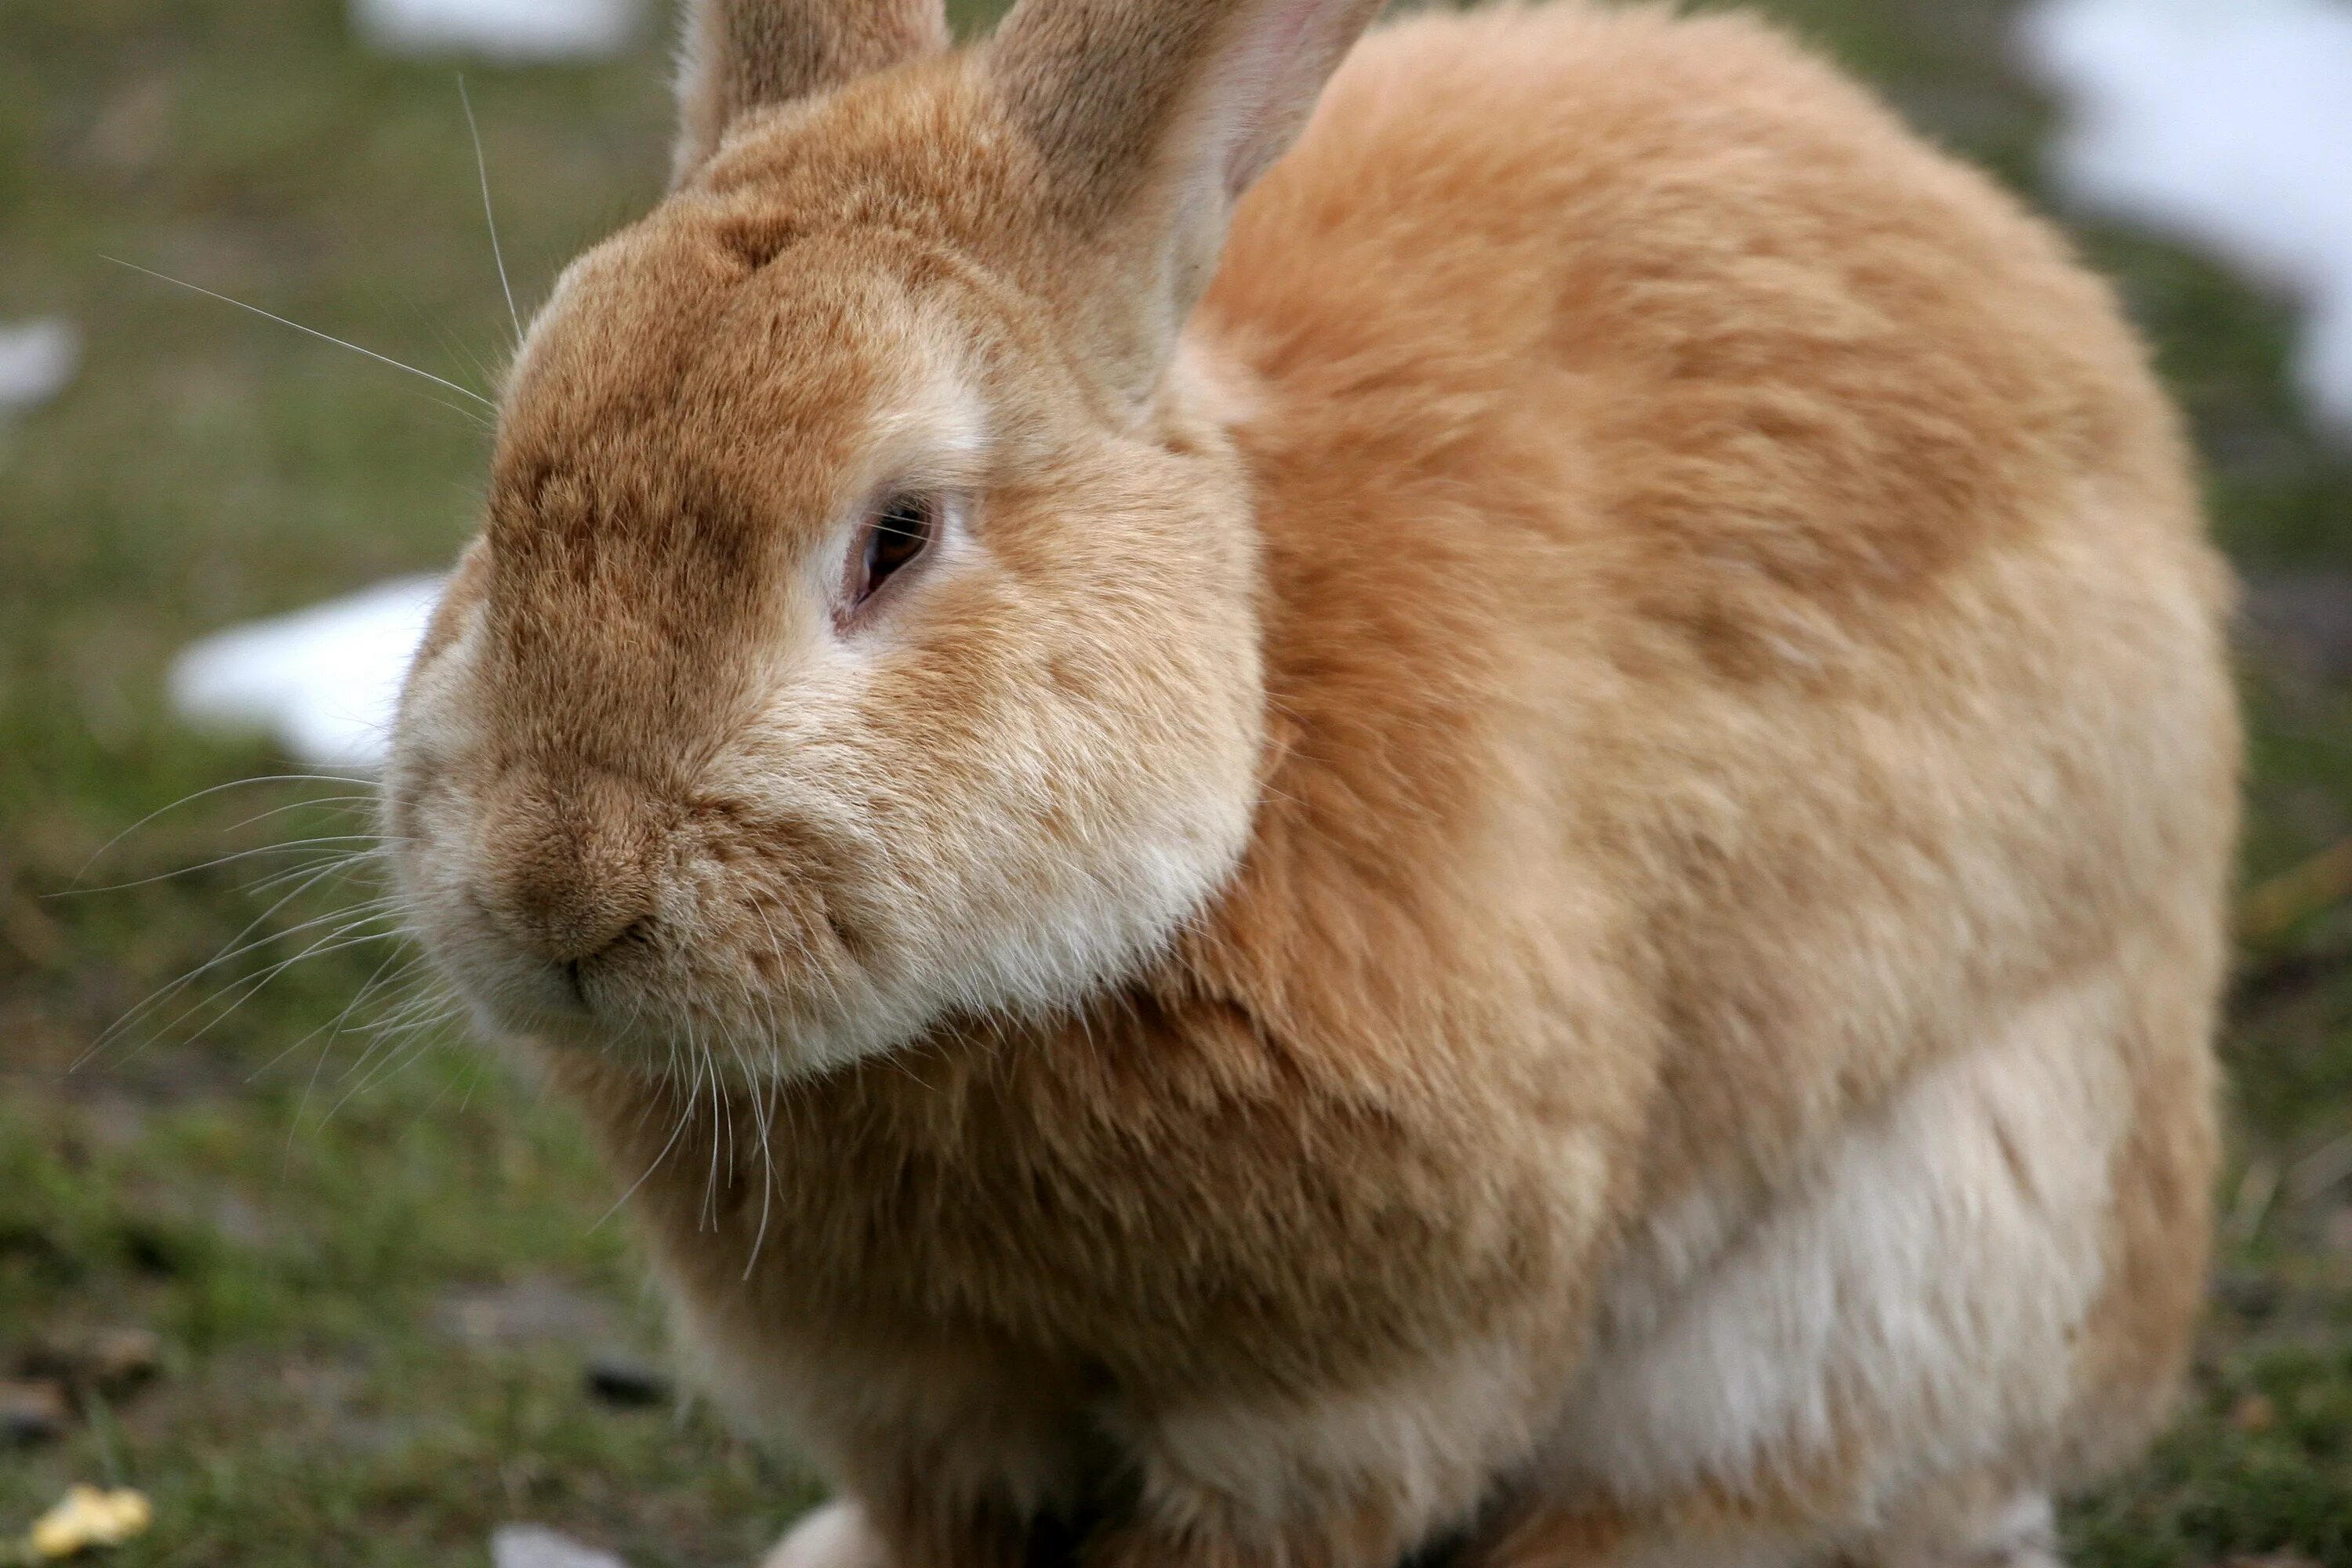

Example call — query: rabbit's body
[387,2,2235,1564]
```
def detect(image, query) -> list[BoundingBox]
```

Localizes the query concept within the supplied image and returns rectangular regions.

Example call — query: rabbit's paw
[1875,1487,2063,1568]
[762,1502,890,1568]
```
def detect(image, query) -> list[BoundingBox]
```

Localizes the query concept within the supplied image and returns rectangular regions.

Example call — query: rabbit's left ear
[673,0,952,181]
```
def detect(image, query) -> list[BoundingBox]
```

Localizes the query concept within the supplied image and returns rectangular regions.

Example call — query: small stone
[22,1326,162,1396]
[0,1379,68,1446]
[85,1328,161,1393]
[2216,1271,2282,1320]
[432,1276,614,1346]
[491,1523,630,1568]
[583,1353,670,1408]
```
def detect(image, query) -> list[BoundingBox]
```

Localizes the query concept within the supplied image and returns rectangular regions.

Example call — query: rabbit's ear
[989,0,1385,394]
[673,0,952,181]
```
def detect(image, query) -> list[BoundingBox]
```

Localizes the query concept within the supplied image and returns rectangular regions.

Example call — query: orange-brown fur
[386,2,2238,1565]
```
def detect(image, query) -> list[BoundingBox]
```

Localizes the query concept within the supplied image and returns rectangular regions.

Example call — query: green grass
[7,0,2352,1563]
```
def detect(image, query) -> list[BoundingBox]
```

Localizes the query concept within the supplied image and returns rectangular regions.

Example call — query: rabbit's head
[387,0,1384,1075]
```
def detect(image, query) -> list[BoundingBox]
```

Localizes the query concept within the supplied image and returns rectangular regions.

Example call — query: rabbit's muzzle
[474,769,668,982]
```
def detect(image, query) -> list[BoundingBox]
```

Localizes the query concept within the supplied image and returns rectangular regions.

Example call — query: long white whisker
[104,916,400,1075]
[263,944,427,1087]
[729,1039,777,1281]
[241,849,386,902]
[590,1082,695,1234]
[174,922,401,1051]
[380,282,501,404]
[699,1030,725,1232]
[325,1025,439,1121]
[402,1036,491,1137]
[223,794,381,831]
[102,256,497,409]
[459,75,524,347]
[71,774,376,884]
[454,1050,491,1114]
[79,881,394,1066]
[325,963,474,1118]
[357,991,466,1047]
[59,837,383,897]
[280,943,420,1161]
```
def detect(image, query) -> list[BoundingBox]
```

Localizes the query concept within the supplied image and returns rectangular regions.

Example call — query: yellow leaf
[26,1486,153,1559]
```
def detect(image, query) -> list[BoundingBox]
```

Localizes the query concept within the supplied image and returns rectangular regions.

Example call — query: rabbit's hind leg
[1484,967,2193,1568]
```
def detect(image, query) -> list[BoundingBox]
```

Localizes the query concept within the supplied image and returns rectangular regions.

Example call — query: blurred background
[7,0,2352,1563]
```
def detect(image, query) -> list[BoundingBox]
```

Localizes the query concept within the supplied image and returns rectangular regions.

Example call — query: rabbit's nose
[482,771,666,967]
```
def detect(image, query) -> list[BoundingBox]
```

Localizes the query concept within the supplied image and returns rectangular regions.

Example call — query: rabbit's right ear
[672,0,952,182]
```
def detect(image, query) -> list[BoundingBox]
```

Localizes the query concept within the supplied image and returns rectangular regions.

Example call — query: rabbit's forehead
[492,223,987,561]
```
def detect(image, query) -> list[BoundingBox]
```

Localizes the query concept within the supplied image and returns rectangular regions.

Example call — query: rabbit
[381,0,2241,1563]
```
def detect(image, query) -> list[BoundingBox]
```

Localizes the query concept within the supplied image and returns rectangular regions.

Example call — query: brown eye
[850,492,938,609]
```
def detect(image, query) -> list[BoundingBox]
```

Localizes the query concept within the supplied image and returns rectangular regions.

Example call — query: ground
[5,0,2352,1564]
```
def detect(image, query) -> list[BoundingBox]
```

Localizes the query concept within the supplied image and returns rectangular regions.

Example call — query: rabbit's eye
[848,492,938,611]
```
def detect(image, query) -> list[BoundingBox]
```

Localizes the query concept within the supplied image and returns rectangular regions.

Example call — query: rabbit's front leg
[754,1330,1570,1568]
[1079,1334,1573,1568]
[708,1323,1098,1568]
[762,1501,1099,1568]
[764,1503,888,1568]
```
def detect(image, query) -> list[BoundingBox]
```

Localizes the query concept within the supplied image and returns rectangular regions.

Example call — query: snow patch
[354,0,640,61]
[0,318,80,413]
[490,1525,631,1568]
[169,575,445,773]
[2021,0,2352,434]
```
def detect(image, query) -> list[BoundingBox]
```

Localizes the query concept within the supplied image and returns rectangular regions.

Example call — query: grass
[5,0,2352,1563]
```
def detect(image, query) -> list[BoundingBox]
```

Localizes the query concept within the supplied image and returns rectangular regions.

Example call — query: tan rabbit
[383,0,2239,1563]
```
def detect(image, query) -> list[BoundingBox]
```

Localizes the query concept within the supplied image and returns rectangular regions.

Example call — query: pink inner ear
[1210,0,1370,198]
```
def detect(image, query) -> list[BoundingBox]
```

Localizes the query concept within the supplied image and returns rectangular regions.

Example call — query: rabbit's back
[1207,0,2232,1191]
[1199,1,2234,1519]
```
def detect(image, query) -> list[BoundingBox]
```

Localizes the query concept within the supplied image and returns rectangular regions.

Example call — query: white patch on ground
[0,318,79,413]
[354,0,639,61]
[169,575,444,772]
[491,1524,631,1568]
[2021,0,2352,435]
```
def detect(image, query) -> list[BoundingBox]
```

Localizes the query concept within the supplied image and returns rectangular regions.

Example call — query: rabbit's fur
[384,0,2239,1563]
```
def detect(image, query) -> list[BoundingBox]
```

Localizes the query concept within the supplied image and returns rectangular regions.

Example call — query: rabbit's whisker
[58,836,385,898]
[279,943,427,1162]
[100,255,497,412]
[590,1078,699,1236]
[459,75,525,348]
[71,774,377,884]
[78,882,397,1069]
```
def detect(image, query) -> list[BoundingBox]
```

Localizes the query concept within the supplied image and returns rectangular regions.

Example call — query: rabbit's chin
[442,961,943,1084]
[480,1009,927,1086]
[394,895,879,1086]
